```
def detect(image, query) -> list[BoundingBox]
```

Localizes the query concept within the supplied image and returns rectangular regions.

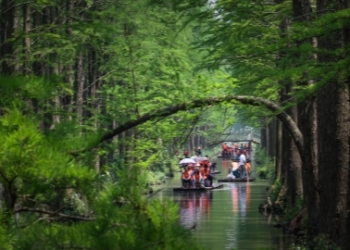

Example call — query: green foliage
[288,235,340,250]
[0,108,204,249]
[146,171,166,185]
[254,145,275,181]
[269,178,283,204]
[282,195,303,224]
[0,224,14,250]
[10,183,203,249]
[0,69,206,249]
[0,109,96,201]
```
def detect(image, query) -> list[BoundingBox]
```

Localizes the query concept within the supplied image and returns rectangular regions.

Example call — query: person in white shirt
[239,150,247,178]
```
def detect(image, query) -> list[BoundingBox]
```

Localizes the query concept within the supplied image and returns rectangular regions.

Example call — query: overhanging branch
[74,95,304,156]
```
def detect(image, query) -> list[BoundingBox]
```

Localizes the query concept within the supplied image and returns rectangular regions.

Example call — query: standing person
[222,143,228,158]
[183,150,189,158]
[239,150,247,178]
[194,146,202,156]
[236,149,241,161]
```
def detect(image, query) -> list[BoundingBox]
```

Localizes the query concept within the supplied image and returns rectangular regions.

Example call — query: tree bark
[292,0,320,237]
[316,0,350,247]
[75,52,86,124]
[23,3,31,75]
[275,120,283,180]
[0,0,15,74]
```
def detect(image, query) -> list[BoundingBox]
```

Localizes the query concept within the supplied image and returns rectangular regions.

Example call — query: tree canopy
[1,0,350,248]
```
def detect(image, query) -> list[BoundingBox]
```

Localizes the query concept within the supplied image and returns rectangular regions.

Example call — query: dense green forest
[1,0,350,249]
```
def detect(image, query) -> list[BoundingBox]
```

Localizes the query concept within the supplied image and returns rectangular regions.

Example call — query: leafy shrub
[254,145,275,181]
[270,178,283,203]
[288,234,340,250]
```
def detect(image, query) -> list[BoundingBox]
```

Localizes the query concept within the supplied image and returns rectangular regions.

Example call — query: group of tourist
[221,142,251,159]
[227,149,251,179]
[181,160,213,188]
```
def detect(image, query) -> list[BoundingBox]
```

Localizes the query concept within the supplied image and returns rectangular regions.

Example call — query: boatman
[239,150,247,178]
[194,146,202,156]
[222,143,228,158]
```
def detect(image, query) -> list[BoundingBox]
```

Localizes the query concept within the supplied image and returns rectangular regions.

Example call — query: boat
[211,170,221,174]
[218,177,256,182]
[173,183,224,191]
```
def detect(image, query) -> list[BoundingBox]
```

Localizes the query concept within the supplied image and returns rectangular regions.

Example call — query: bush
[288,234,340,250]
[254,145,275,181]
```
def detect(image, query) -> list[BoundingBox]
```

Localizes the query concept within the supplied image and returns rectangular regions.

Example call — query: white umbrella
[191,156,209,162]
[179,158,196,165]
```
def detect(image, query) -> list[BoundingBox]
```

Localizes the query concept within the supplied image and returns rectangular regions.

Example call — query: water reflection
[221,159,230,174]
[230,183,251,218]
[174,191,213,228]
[155,158,288,249]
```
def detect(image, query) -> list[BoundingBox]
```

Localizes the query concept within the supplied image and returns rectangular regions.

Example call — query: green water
[154,160,289,250]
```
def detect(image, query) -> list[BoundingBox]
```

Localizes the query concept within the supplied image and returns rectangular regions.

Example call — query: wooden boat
[173,184,224,191]
[211,170,221,174]
[218,177,256,182]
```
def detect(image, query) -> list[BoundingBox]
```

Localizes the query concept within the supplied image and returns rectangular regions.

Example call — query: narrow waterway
[153,159,289,250]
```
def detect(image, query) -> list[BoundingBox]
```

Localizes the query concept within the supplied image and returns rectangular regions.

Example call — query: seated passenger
[188,163,194,174]
[201,161,213,187]
[246,159,252,177]
[232,159,240,178]
[192,168,204,188]
[210,162,217,172]
[181,166,191,188]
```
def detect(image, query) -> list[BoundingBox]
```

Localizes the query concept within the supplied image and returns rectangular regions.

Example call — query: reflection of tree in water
[176,191,213,228]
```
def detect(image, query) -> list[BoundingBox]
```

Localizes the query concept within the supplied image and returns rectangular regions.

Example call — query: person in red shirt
[222,143,228,158]
[181,166,191,188]
[192,168,204,188]
[183,150,189,158]
[201,161,213,187]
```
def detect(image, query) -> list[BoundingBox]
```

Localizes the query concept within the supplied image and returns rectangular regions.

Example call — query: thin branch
[14,207,95,221]
[0,169,10,183]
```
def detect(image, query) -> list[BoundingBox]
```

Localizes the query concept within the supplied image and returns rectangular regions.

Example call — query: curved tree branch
[76,95,304,156]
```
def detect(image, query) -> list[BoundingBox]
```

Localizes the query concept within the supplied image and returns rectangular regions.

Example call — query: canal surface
[153,159,288,250]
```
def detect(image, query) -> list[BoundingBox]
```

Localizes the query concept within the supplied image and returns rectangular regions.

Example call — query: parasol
[179,158,197,165]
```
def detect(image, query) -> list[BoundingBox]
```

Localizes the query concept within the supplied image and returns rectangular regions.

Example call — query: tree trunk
[292,0,320,237]
[0,0,15,74]
[281,82,303,207]
[75,52,86,124]
[316,1,350,246]
[23,3,31,75]
[275,120,283,180]
[268,119,276,158]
